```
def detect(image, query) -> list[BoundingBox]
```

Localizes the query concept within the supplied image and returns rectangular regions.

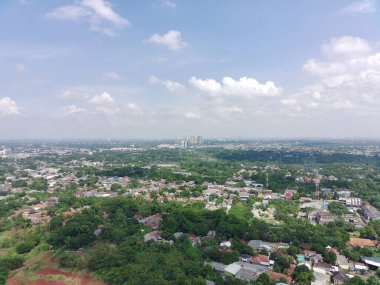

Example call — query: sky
[1,0,380,139]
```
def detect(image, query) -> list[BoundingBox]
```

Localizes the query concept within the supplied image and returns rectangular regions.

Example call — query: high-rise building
[181,140,188,149]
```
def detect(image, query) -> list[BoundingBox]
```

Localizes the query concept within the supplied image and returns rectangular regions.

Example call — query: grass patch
[229,203,251,220]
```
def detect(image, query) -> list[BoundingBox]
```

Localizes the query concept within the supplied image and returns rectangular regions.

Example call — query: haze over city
[1,0,380,139]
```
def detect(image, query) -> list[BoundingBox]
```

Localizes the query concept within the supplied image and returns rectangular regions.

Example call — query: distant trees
[11,180,27,188]
[328,202,349,215]
[292,265,314,285]
[30,178,48,191]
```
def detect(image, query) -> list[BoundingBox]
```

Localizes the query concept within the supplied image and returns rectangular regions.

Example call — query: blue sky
[0,0,380,139]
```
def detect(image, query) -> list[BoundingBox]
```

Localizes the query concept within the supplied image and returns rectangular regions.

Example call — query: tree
[343,276,365,285]
[256,272,270,285]
[322,251,336,265]
[328,202,348,215]
[111,183,122,191]
[30,178,48,191]
[292,265,314,285]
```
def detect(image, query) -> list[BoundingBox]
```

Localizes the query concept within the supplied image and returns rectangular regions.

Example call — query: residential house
[284,189,297,200]
[336,254,350,271]
[268,271,292,284]
[360,256,380,270]
[144,230,162,242]
[250,255,271,266]
[361,203,380,222]
[331,272,350,285]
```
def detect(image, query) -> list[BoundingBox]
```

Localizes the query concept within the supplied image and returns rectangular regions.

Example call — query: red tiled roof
[268,271,292,284]
[250,255,270,264]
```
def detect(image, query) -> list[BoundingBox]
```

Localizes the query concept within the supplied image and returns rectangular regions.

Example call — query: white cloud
[155,0,176,10]
[81,0,129,26]
[148,30,187,51]
[61,90,89,100]
[149,75,185,92]
[282,36,380,118]
[15,63,27,72]
[45,5,90,20]
[332,100,354,110]
[89,92,115,105]
[89,92,120,116]
[321,36,372,59]
[227,106,243,114]
[93,105,120,116]
[342,0,376,14]
[127,102,139,110]
[189,76,282,98]
[0,97,20,117]
[46,0,129,36]
[103,72,121,80]
[61,104,86,116]
[184,111,201,119]
[281,98,298,106]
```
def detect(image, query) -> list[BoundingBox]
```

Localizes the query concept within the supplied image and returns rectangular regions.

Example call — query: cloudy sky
[1,0,380,139]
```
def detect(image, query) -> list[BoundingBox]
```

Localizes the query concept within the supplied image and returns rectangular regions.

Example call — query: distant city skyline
[1,0,380,139]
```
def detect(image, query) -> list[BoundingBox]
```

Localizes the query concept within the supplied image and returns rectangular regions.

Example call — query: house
[250,255,271,266]
[239,191,250,201]
[331,272,349,285]
[235,268,257,282]
[313,262,335,275]
[304,250,323,263]
[188,234,201,247]
[144,230,162,242]
[336,254,350,271]
[321,188,332,196]
[352,262,368,274]
[268,271,292,284]
[206,261,226,274]
[284,189,297,200]
[345,198,361,207]
[316,209,337,225]
[361,203,380,221]
[346,238,377,247]
[248,240,289,252]
[360,256,380,269]
[312,271,330,285]
[141,213,163,229]
[240,254,252,263]
[224,263,242,276]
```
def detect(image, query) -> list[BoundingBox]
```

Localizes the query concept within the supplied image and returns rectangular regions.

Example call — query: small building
[250,255,271,266]
[336,254,350,271]
[361,203,380,221]
[331,272,350,285]
[360,256,380,269]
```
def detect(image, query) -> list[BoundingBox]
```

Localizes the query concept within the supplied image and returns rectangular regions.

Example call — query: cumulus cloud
[61,90,89,100]
[342,0,376,14]
[321,36,372,59]
[46,0,129,36]
[149,75,185,92]
[189,76,282,98]
[148,30,187,51]
[89,92,120,116]
[89,92,115,105]
[282,36,380,117]
[103,72,121,80]
[61,104,86,116]
[0,97,20,117]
